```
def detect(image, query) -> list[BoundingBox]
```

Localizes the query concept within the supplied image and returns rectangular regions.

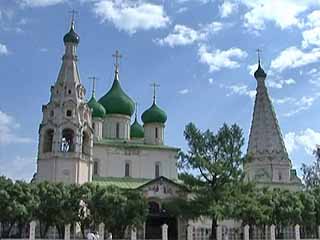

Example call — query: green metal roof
[92,176,151,189]
[88,95,106,118]
[94,138,179,151]
[130,117,144,138]
[63,22,79,45]
[142,102,167,124]
[98,69,135,116]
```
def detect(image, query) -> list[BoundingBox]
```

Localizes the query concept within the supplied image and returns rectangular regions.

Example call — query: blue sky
[1,0,320,181]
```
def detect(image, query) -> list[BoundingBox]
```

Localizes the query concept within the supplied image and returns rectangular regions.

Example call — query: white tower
[36,18,93,184]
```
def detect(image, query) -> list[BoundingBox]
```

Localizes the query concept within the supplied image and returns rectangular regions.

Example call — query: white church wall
[103,114,130,140]
[93,144,178,179]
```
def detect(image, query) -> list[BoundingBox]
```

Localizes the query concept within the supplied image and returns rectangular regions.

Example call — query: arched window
[116,123,120,138]
[155,127,158,139]
[61,128,74,152]
[148,201,160,214]
[43,129,54,153]
[66,110,72,117]
[155,162,160,178]
[82,131,90,155]
[125,162,131,177]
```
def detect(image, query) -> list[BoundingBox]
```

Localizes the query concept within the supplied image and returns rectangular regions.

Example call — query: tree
[302,145,320,189]
[179,123,245,240]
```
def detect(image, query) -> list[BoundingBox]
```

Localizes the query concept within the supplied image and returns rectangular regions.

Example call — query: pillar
[318,225,320,240]
[295,224,300,240]
[99,223,105,240]
[162,224,168,240]
[244,225,250,240]
[29,221,36,240]
[265,225,268,240]
[64,224,71,240]
[187,225,193,240]
[270,225,276,240]
[216,225,222,240]
[131,228,137,240]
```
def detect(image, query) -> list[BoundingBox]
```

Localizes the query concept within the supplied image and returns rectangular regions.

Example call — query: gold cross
[112,50,122,69]
[151,82,160,103]
[69,10,78,23]
[88,76,98,96]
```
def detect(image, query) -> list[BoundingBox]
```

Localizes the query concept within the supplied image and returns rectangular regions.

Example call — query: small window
[68,90,72,95]
[66,110,72,117]
[279,172,282,181]
[125,162,130,177]
[155,127,158,139]
[50,110,54,117]
[92,122,95,130]
[155,163,160,178]
[116,123,120,138]
[93,161,98,175]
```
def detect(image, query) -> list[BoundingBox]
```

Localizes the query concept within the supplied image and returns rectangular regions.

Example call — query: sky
[1,0,320,181]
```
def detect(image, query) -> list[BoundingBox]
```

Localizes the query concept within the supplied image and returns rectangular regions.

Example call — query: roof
[94,138,180,151]
[93,176,188,191]
[88,95,106,118]
[142,102,167,124]
[130,117,144,138]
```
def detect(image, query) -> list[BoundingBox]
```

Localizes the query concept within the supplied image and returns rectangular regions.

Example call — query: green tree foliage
[179,123,245,240]
[302,146,320,189]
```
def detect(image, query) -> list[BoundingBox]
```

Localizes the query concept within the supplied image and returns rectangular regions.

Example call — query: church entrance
[145,201,178,240]
[145,216,177,240]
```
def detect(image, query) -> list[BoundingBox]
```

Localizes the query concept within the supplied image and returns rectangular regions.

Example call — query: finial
[69,10,78,30]
[150,82,160,104]
[256,48,262,66]
[89,76,97,97]
[112,50,122,73]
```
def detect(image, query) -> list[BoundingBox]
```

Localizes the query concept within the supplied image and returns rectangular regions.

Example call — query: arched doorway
[145,201,178,240]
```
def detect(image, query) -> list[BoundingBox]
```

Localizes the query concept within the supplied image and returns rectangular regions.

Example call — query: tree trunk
[211,217,217,240]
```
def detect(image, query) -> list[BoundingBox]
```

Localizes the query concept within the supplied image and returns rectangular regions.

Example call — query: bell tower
[36,16,93,184]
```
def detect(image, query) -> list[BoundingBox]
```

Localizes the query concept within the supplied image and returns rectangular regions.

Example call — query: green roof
[98,69,135,116]
[88,95,106,118]
[95,138,179,151]
[142,102,167,124]
[130,117,144,138]
[63,22,79,45]
[92,176,151,189]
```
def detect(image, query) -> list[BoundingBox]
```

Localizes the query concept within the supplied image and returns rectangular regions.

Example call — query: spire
[248,54,289,161]
[151,82,160,104]
[63,10,80,45]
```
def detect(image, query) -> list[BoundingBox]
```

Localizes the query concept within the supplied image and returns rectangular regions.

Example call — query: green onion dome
[142,102,167,124]
[98,69,135,116]
[130,117,144,138]
[63,22,80,45]
[87,95,106,118]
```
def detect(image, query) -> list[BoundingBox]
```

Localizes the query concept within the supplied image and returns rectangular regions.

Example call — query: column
[244,225,250,240]
[99,223,105,240]
[64,224,71,240]
[131,228,137,240]
[216,225,222,240]
[29,221,36,240]
[162,224,168,240]
[187,225,193,240]
[270,225,276,240]
[265,225,268,240]
[295,225,300,240]
[318,225,320,240]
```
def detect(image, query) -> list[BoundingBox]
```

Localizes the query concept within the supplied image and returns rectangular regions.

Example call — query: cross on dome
[112,50,122,70]
[151,82,160,104]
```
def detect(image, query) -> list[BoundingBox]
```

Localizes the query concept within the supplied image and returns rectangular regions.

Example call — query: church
[35,18,302,240]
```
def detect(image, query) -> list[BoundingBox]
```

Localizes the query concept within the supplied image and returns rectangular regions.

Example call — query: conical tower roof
[247,62,289,159]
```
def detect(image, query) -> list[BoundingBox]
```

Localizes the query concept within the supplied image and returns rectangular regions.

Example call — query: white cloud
[302,11,320,48]
[247,63,258,76]
[222,84,256,99]
[178,88,190,95]
[19,0,65,7]
[208,78,213,84]
[285,129,320,155]
[284,95,320,117]
[198,45,248,72]
[267,78,296,89]
[270,46,320,72]
[0,43,9,55]
[273,97,295,105]
[241,0,316,30]
[0,156,36,181]
[219,1,237,18]
[92,0,170,34]
[0,110,32,144]
[156,22,222,47]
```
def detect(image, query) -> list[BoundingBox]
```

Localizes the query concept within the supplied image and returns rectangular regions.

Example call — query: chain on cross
[151,82,160,103]
[112,50,122,69]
